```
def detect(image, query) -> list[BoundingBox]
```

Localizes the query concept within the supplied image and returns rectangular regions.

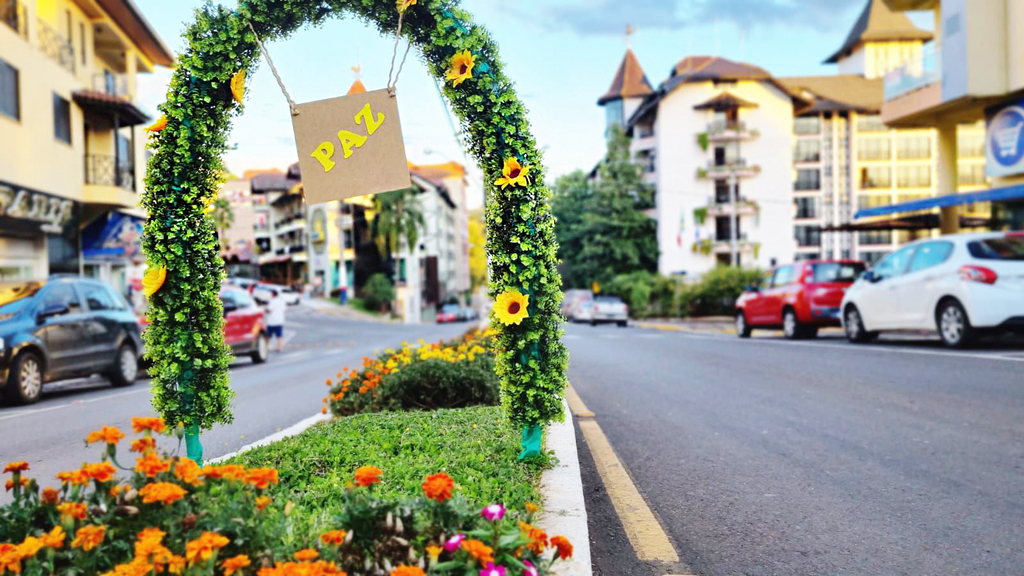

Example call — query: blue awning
[854,183,1024,220]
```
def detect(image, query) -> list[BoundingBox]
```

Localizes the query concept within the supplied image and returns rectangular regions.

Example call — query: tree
[371,187,425,280]
[210,196,234,251]
[551,125,658,288]
[468,208,488,290]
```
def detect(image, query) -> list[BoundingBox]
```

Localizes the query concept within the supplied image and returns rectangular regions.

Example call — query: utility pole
[729,136,740,266]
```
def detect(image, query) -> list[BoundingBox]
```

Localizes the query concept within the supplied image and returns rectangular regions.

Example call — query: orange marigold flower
[524,502,540,514]
[139,482,186,505]
[421,473,454,502]
[390,567,426,576]
[17,536,44,559]
[145,115,168,133]
[245,467,279,490]
[353,466,382,487]
[56,469,90,486]
[5,477,28,491]
[185,531,229,566]
[132,417,167,434]
[424,545,442,561]
[293,548,319,561]
[174,458,203,486]
[3,461,28,474]
[200,464,246,481]
[41,487,60,505]
[130,437,157,454]
[550,535,573,560]
[57,502,88,521]
[222,554,251,576]
[85,426,125,445]
[256,496,273,511]
[0,543,21,574]
[136,527,166,544]
[167,554,186,574]
[41,526,65,548]
[110,485,130,498]
[135,452,171,477]
[71,525,106,551]
[320,530,346,545]
[82,462,117,483]
[460,539,494,566]
[100,557,152,576]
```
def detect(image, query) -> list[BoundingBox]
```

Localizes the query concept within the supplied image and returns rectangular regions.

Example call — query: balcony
[630,134,656,153]
[83,154,137,208]
[1,0,27,39]
[92,73,131,100]
[699,160,761,180]
[38,19,74,74]
[706,121,758,142]
[884,44,940,102]
[706,196,758,218]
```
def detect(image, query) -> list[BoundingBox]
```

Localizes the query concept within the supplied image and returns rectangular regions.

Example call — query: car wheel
[783,309,802,340]
[735,312,752,338]
[250,333,269,364]
[590,319,597,326]
[937,299,974,348]
[5,351,43,405]
[108,344,138,387]
[617,320,628,327]
[844,306,872,343]
[802,326,819,339]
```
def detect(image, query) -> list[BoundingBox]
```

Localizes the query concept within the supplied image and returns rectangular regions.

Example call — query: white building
[609,54,801,275]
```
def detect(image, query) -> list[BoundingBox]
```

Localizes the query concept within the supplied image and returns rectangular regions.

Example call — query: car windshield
[0,281,44,319]
[810,262,866,283]
[595,296,623,304]
[967,236,1024,260]
[442,304,460,313]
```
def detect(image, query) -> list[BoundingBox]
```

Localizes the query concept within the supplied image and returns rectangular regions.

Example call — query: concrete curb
[209,412,331,464]
[540,399,593,575]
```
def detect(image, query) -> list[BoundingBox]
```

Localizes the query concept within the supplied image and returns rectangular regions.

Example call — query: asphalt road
[0,303,466,501]
[566,323,1024,576]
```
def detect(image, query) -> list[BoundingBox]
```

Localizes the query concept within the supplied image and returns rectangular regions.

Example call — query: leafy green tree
[371,187,425,280]
[551,125,658,287]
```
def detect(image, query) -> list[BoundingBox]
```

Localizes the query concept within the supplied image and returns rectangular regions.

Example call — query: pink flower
[522,560,538,576]
[481,503,506,522]
[480,563,506,576]
[444,533,466,553]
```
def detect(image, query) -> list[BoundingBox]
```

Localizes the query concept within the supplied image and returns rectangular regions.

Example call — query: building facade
[0,0,173,283]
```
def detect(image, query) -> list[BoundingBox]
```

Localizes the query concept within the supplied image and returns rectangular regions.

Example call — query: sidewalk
[635,316,736,334]
[303,297,396,323]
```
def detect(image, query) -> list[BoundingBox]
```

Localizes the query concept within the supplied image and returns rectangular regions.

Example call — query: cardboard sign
[291,88,411,205]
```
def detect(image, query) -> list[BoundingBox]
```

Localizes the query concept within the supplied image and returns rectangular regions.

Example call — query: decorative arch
[141,0,567,460]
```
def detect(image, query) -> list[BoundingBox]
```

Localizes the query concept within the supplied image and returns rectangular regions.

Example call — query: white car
[591,295,629,327]
[841,231,1024,347]
[569,301,595,323]
[252,284,301,306]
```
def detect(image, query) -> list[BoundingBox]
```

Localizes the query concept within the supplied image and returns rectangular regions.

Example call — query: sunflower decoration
[231,70,246,104]
[145,115,167,134]
[494,157,532,189]
[396,0,417,12]
[445,50,475,87]
[142,265,167,298]
[493,290,529,326]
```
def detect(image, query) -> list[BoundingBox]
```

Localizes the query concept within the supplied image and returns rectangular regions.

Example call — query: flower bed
[324,330,498,418]
[1,416,570,575]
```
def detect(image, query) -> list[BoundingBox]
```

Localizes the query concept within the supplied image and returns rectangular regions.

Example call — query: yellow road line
[565,385,594,418]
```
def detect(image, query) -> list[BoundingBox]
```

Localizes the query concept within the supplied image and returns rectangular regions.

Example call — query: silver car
[591,295,629,327]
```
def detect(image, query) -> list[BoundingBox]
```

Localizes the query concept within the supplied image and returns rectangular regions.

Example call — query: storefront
[0,180,80,280]
[81,210,146,309]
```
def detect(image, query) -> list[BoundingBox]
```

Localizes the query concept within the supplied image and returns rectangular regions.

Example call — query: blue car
[0,276,143,404]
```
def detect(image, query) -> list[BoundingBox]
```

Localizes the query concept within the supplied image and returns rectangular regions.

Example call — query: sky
[134,0,932,209]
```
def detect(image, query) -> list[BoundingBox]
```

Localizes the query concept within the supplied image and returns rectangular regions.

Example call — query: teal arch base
[518,424,542,460]
[185,426,204,463]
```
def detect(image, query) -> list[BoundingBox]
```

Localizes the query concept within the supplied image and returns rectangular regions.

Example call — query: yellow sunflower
[231,70,246,104]
[396,0,417,12]
[142,266,167,298]
[445,50,475,87]
[493,157,532,189]
[493,290,529,326]
[145,115,167,133]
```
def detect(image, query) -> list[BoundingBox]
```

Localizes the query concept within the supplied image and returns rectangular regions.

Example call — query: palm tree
[371,187,424,280]
[211,197,235,251]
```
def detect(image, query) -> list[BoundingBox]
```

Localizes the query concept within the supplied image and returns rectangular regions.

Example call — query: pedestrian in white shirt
[265,289,287,352]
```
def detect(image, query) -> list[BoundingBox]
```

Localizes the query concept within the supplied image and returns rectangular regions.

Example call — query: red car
[735,260,866,339]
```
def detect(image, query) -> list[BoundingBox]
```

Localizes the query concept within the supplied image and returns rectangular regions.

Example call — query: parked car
[252,283,300,306]
[591,295,629,327]
[562,289,593,317]
[841,231,1024,348]
[460,307,480,321]
[220,287,269,363]
[735,259,866,339]
[569,301,595,323]
[436,303,461,324]
[0,276,143,404]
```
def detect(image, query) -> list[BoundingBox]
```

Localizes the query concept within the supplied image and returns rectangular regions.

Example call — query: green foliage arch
[142,0,567,440]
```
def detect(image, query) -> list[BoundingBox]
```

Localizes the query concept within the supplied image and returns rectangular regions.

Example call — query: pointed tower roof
[825,0,932,63]
[597,49,653,105]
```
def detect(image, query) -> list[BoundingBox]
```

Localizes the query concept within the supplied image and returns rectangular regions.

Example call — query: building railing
[702,160,761,178]
[1,0,28,39]
[38,18,74,73]
[93,73,130,99]
[708,120,745,134]
[884,43,939,101]
[84,154,134,191]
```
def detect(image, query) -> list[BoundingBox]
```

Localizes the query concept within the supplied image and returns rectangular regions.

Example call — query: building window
[715,216,741,241]
[857,194,892,210]
[858,230,892,245]
[857,138,891,160]
[794,139,821,162]
[896,193,930,203]
[794,116,820,135]
[896,135,931,159]
[795,169,820,191]
[958,163,985,186]
[80,23,86,65]
[53,93,71,144]
[715,180,737,203]
[958,132,984,158]
[604,99,623,130]
[857,115,887,132]
[896,165,931,188]
[794,226,821,247]
[795,197,818,219]
[0,59,18,120]
[860,166,891,188]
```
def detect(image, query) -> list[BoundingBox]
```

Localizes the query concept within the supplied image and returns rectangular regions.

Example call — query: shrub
[605,271,679,318]
[679,266,762,317]
[602,267,762,318]
[361,273,395,313]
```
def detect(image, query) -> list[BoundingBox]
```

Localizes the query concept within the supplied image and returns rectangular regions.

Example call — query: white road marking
[0,388,149,421]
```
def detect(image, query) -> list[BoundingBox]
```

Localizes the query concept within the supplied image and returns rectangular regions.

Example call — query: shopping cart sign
[986,101,1024,178]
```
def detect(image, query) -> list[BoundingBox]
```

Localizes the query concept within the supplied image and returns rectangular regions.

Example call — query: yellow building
[0,0,173,288]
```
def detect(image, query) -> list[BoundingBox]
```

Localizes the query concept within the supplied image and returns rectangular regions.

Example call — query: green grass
[230,406,541,511]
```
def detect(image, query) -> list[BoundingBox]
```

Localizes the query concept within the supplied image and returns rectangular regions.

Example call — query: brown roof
[693,92,759,111]
[94,0,175,67]
[670,56,771,83]
[71,90,149,125]
[598,49,653,105]
[778,75,884,114]
[825,0,932,64]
